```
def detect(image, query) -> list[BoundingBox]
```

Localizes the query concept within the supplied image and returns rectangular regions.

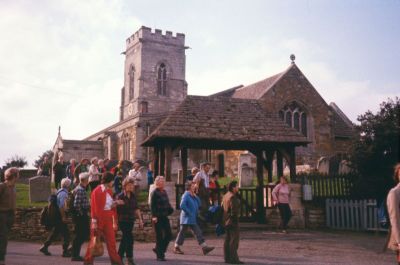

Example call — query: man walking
[222,181,243,264]
[174,181,214,255]
[71,173,90,261]
[40,178,71,257]
[53,155,66,189]
[0,167,19,265]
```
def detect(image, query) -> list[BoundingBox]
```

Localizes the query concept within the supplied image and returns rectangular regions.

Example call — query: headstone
[29,175,51,203]
[239,166,254,187]
[339,160,351,174]
[238,153,252,169]
[317,157,329,174]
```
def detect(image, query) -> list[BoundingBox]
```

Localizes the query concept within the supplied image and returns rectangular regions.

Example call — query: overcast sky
[0,0,399,167]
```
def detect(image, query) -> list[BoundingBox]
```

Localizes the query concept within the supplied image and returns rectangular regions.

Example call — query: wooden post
[181,147,188,184]
[288,146,296,181]
[164,146,172,182]
[153,146,159,176]
[256,151,266,224]
[265,150,274,184]
[159,147,165,178]
[277,150,283,177]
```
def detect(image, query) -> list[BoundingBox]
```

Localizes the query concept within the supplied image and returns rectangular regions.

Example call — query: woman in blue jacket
[173,181,215,255]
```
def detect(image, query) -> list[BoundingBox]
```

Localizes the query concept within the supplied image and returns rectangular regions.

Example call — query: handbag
[91,234,104,257]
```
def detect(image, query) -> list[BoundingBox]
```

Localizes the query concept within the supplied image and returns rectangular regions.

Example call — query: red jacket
[90,185,116,222]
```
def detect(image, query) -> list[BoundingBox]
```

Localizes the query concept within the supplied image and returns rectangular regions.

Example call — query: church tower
[120,26,188,121]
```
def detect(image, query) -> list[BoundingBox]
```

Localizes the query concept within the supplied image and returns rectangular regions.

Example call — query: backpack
[40,194,61,229]
[208,205,223,225]
[65,189,77,214]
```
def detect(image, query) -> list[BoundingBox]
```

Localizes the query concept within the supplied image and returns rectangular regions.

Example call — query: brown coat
[0,182,16,212]
[222,191,240,228]
[387,183,400,251]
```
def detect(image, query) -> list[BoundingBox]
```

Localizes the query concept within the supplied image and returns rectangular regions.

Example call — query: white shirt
[194,170,210,188]
[128,169,142,185]
[101,184,113,210]
[89,164,99,182]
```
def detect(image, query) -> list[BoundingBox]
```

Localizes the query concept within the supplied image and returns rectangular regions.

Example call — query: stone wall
[9,204,179,243]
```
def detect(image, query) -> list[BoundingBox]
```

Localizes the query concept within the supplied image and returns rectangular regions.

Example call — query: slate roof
[329,103,354,138]
[231,66,291,99]
[143,95,309,146]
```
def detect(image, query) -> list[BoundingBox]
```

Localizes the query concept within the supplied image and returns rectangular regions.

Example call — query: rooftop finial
[290,54,296,64]
[58,126,61,135]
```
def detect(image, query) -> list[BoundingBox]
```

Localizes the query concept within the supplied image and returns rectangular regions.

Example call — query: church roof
[330,103,354,138]
[142,95,309,147]
[231,65,292,99]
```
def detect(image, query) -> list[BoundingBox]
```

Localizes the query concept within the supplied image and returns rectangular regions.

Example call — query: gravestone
[339,160,351,174]
[239,166,254,187]
[317,157,329,174]
[29,175,51,203]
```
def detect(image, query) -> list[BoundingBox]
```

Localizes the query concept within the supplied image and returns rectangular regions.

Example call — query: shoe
[173,246,184,255]
[39,246,51,256]
[152,248,157,255]
[126,258,135,265]
[71,256,84,261]
[202,246,215,255]
[156,257,166,261]
[282,229,288,234]
[62,250,72,257]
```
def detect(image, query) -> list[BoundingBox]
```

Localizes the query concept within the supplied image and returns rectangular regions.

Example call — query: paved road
[5,230,395,265]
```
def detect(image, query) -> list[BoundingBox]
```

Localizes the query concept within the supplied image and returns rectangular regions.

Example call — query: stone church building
[53,26,353,182]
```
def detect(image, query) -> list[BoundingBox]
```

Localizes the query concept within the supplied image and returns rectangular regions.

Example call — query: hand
[152,217,158,224]
[91,222,98,230]
[138,220,144,229]
[113,223,118,231]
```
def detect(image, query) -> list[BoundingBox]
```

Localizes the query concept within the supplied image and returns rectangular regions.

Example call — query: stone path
[5,230,394,265]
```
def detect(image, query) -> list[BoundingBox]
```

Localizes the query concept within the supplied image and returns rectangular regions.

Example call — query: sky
[0,0,399,167]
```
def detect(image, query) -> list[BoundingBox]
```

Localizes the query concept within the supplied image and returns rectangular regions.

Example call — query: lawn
[16,183,47,208]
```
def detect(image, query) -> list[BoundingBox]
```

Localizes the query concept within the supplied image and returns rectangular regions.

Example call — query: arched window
[279,102,308,137]
[129,66,135,100]
[301,113,307,136]
[122,133,131,160]
[157,63,167,96]
[140,101,148,113]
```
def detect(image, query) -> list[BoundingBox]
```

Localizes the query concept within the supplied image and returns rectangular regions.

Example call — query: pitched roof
[231,65,293,99]
[329,103,354,138]
[143,95,309,147]
[209,85,243,98]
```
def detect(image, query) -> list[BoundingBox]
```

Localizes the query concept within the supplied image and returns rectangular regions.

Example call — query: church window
[129,66,135,100]
[301,113,307,136]
[293,112,300,130]
[122,133,131,160]
[279,102,308,137]
[140,101,148,113]
[157,63,167,96]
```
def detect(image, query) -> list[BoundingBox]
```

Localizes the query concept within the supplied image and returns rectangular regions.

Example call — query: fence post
[326,199,331,228]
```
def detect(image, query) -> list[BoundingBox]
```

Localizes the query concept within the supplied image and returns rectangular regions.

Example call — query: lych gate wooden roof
[142,95,309,149]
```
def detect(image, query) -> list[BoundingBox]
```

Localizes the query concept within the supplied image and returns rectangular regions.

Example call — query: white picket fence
[326,199,387,231]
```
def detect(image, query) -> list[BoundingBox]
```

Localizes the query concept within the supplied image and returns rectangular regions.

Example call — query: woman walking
[387,163,400,265]
[151,176,174,261]
[272,176,292,233]
[84,172,124,265]
[174,181,214,255]
[116,178,144,265]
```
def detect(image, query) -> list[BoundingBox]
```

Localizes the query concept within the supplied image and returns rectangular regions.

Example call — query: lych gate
[142,96,309,223]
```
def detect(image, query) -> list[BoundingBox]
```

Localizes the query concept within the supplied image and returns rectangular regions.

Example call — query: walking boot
[202,245,215,255]
[126,258,136,265]
[62,249,72,257]
[173,246,184,255]
[39,245,51,256]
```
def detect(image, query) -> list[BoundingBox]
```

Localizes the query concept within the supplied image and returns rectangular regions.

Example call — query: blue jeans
[175,224,205,246]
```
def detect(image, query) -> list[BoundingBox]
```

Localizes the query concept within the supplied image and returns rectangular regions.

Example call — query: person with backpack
[0,167,19,265]
[39,178,72,257]
[70,172,90,262]
[173,180,215,256]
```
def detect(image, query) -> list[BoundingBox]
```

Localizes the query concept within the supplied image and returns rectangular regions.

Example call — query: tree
[0,155,28,182]
[350,97,400,199]
[33,150,54,169]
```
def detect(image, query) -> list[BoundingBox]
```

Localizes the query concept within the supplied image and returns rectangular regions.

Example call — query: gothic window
[129,66,135,100]
[157,63,167,96]
[122,133,131,160]
[140,101,148,113]
[301,113,307,136]
[279,102,308,137]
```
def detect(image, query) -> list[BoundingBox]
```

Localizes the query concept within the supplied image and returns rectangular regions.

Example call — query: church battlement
[126,26,185,49]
